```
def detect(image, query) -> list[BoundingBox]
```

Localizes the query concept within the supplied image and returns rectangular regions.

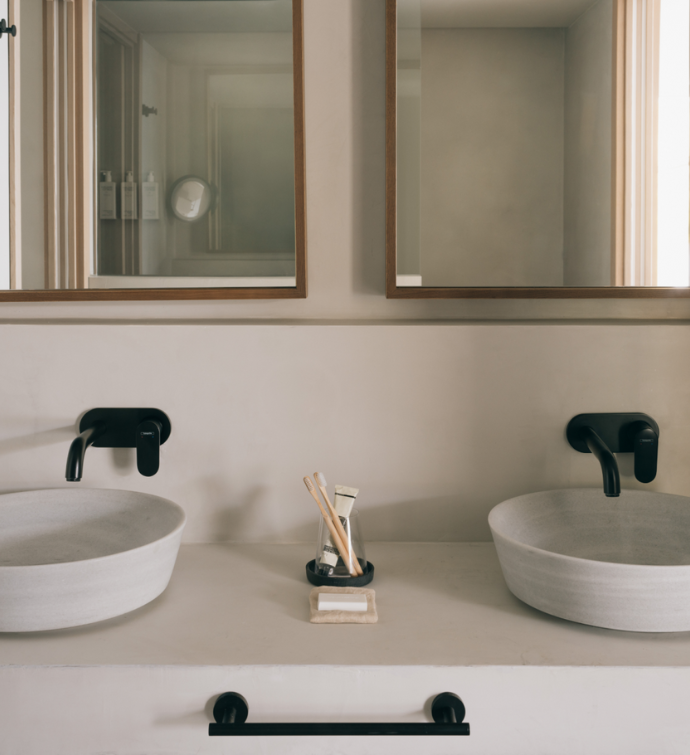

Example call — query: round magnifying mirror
[169,176,214,222]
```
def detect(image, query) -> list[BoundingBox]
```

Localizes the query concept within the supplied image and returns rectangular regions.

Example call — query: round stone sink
[0,488,186,632]
[489,488,690,632]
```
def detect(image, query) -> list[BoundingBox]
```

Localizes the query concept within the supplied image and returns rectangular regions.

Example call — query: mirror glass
[10,0,303,293]
[169,177,215,223]
[395,0,690,289]
[94,0,297,289]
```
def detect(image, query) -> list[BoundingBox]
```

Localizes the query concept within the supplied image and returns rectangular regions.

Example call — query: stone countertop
[1,543,689,667]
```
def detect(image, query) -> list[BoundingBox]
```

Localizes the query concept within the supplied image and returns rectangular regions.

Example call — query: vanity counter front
[2,544,690,754]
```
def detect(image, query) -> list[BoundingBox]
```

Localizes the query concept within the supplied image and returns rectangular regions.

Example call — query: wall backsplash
[2,2,690,543]
[1,323,688,543]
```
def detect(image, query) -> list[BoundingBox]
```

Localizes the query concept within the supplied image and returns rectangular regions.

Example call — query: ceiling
[418,0,599,28]
[100,0,292,34]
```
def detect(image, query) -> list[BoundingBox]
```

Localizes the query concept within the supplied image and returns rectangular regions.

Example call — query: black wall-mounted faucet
[578,426,620,497]
[65,423,106,482]
[66,408,171,482]
[566,413,659,497]
[136,418,164,476]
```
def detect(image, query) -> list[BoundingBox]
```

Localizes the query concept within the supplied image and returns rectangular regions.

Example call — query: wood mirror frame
[385,0,690,300]
[1,0,306,302]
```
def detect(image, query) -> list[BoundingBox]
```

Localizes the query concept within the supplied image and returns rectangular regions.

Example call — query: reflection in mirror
[391,0,690,291]
[2,0,305,297]
[92,0,298,289]
[170,177,214,223]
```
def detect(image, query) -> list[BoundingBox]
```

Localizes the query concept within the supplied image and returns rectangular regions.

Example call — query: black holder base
[306,559,374,587]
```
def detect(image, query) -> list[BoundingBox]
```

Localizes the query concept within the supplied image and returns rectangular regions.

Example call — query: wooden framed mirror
[386,0,690,299]
[1,0,306,301]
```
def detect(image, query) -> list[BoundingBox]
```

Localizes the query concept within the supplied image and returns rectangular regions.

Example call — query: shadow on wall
[110,447,135,476]
[0,426,138,484]
[0,426,74,458]
[208,493,498,544]
[359,495,492,541]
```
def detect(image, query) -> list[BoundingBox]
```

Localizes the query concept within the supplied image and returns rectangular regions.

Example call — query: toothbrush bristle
[315,472,327,487]
[303,476,315,491]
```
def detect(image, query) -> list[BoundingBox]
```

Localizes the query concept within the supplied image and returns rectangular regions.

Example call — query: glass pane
[395,0,690,289]
[397,0,619,288]
[94,0,296,288]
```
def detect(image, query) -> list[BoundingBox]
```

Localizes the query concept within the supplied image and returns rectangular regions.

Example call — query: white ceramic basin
[489,488,690,632]
[0,488,186,632]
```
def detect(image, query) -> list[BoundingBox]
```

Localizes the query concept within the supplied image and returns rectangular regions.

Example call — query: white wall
[563,0,613,286]
[420,28,565,287]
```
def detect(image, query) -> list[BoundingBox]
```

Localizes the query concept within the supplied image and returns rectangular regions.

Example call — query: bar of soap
[309,588,377,623]
[317,593,368,612]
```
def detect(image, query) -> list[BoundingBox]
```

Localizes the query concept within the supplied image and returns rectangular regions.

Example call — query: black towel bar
[208,692,470,737]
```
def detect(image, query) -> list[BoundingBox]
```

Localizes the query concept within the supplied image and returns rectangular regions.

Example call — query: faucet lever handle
[632,422,658,483]
[136,419,162,477]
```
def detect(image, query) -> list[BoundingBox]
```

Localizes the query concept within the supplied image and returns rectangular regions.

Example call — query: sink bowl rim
[0,487,187,571]
[488,487,690,572]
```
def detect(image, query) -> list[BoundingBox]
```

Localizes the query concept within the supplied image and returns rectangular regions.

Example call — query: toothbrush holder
[306,508,374,587]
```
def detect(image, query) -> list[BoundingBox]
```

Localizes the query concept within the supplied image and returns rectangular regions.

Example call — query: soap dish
[309,587,377,624]
[306,559,374,587]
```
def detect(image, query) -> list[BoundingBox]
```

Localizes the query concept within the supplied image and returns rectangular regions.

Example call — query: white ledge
[88,276,297,289]
[396,275,423,287]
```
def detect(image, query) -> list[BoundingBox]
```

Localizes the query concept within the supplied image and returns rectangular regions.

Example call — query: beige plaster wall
[1,323,690,543]
[419,28,565,288]
[9,0,690,319]
[563,0,613,287]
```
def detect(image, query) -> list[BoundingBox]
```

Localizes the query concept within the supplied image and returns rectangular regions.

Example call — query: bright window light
[656,0,690,286]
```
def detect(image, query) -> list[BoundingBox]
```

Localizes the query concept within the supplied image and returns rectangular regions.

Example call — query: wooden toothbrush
[303,476,356,575]
[314,472,364,576]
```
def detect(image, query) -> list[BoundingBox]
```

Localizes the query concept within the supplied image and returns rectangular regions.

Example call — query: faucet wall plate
[566,413,659,454]
[79,408,171,448]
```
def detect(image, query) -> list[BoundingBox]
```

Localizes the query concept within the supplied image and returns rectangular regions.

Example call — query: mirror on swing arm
[1,0,306,301]
[386,0,690,298]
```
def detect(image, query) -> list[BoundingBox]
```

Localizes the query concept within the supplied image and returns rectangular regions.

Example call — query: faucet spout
[66,423,104,482]
[582,426,620,497]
